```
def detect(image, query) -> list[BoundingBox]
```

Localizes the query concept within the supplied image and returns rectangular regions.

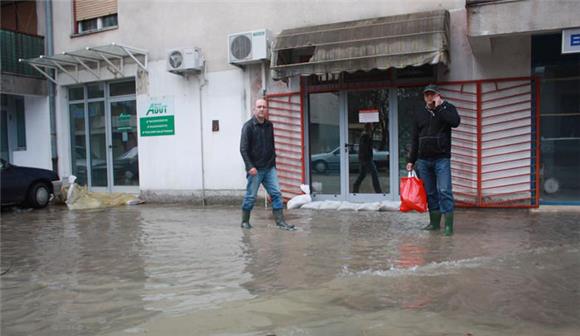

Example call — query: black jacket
[358,132,373,162]
[240,116,276,171]
[408,101,460,163]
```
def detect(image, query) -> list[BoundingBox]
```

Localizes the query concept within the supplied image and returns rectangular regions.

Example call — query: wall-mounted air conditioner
[228,29,271,65]
[167,48,204,74]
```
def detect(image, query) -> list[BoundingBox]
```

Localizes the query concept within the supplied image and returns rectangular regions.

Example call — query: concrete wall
[468,0,580,37]
[445,8,530,81]
[12,96,51,169]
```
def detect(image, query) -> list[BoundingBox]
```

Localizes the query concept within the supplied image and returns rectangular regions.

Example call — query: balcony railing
[1,29,44,78]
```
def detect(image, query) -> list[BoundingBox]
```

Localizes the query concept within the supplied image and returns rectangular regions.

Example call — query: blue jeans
[241,167,284,211]
[415,158,454,214]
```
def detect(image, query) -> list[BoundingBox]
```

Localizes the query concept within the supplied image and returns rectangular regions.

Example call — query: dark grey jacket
[240,116,276,171]
[408,101,461,164]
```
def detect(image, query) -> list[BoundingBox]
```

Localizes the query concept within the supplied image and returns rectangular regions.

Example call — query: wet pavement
[1,204,579,336]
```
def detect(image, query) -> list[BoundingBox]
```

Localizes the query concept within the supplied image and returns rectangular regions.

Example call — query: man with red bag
[406,85,461,236]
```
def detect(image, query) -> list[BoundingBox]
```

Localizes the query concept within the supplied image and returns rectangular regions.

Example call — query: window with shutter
[74,0,118,34]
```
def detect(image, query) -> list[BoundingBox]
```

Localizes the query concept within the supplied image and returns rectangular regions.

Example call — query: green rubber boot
[444,212,454,236]
[422,211,442,231]
[273,209,295,230]
[241,210,252,229]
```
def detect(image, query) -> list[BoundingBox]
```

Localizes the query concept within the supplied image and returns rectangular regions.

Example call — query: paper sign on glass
[359,109,379,123]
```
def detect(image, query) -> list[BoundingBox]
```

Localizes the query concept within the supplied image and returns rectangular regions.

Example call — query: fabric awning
[271,10,449,79]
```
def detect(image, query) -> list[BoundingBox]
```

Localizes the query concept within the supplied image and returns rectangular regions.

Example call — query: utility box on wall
[167,48,204,74]
[228,29,271,65]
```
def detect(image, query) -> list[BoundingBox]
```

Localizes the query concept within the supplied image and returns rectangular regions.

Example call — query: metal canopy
[20,43,148,84]
[271,10,450,79]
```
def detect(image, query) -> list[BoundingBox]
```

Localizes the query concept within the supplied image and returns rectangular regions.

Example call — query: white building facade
[16,0,580,206]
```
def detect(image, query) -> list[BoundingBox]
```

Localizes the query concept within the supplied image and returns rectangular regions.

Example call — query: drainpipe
[198,60,208,206]
[45,0,58,172]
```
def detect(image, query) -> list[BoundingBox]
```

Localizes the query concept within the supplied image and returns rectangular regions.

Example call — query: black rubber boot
[241,210,252,229]
[273,209,295,230]
[422,211,442,231]
[444,212,454,236]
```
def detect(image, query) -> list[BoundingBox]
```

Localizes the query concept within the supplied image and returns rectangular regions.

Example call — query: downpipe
[45,0,58,172]
[198,61,208,206]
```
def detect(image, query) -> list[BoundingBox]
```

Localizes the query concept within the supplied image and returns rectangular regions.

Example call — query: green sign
[140,97,175,137]
[117,112,133,132]
[140,115,175,136]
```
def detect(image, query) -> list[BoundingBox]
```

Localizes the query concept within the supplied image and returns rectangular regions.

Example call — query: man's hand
[406,163,414,171]
[434,95,444,107]
[248,167,257,176]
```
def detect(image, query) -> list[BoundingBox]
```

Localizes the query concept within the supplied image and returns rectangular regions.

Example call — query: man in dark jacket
[353,123,382,193]
[239,98,295,230]
[407,85,460,236]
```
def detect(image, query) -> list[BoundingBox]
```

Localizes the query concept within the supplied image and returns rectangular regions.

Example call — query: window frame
[72,0,118,36]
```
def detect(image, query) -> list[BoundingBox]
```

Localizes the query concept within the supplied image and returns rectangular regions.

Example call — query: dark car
[0,159,61,209]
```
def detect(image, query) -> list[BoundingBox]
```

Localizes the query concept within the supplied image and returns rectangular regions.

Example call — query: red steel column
[534,78,541,207]
[476,82,483,206]
[300,77,306,184]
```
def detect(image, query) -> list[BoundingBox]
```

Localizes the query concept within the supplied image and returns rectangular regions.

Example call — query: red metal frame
[276,76,541,208]
[266,91,304,201]
[534,78,541,207]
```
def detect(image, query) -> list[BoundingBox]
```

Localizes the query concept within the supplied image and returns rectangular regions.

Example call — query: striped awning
[271,10,450,79]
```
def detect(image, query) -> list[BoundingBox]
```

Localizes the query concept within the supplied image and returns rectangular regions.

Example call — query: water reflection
[1,206,579,336]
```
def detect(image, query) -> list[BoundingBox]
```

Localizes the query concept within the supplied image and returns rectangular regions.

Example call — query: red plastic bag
[400,171,427,212]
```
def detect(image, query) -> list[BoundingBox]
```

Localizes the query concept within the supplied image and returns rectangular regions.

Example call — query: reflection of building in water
[23,208,153,334]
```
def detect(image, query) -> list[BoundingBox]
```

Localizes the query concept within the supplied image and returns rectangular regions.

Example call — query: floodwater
[1,204,579,336]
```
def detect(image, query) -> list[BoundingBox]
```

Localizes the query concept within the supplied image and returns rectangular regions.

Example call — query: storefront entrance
[533,34,580,204]
[307,84,424,202]
[69,80,139,192]
[309,89,391,201]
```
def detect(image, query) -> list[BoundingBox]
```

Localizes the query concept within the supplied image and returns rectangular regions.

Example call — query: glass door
[69,80,138,193]
[346,89,390,201]
[110,100,138,188]
[309,92,342,197]
[308,88,399,201]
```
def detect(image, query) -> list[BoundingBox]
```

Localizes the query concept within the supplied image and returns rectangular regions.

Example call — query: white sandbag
[337,202,360,211]
[66,175,77,201]
[380,200,401,211]
[318,200,342,210]
[301,201,323,210]
[287,194,312,209]
[357,202,382,211]
[300,184,311,194]
[66,183,143,210]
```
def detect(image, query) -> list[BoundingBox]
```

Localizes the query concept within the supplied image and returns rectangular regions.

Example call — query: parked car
[311,144,389,173]
[0,159,61,209]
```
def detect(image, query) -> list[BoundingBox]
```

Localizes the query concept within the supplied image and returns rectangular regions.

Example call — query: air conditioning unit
[228,29,271,65]
[167,48,204,74]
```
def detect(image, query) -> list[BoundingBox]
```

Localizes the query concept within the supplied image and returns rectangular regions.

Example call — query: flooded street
[1,204,579,336]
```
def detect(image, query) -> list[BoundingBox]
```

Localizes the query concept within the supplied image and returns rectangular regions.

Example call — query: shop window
[0,95,26,151]
[110,80,135,96]
[533,33,580,203]
[15,101,26,150]
[74,0,118,35]
[87,83,105,99]
[69,86,84,101]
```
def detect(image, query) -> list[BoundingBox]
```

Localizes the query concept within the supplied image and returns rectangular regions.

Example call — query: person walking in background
[353,123,382,194]
[239,98,295,231]
[407,85,460,236]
